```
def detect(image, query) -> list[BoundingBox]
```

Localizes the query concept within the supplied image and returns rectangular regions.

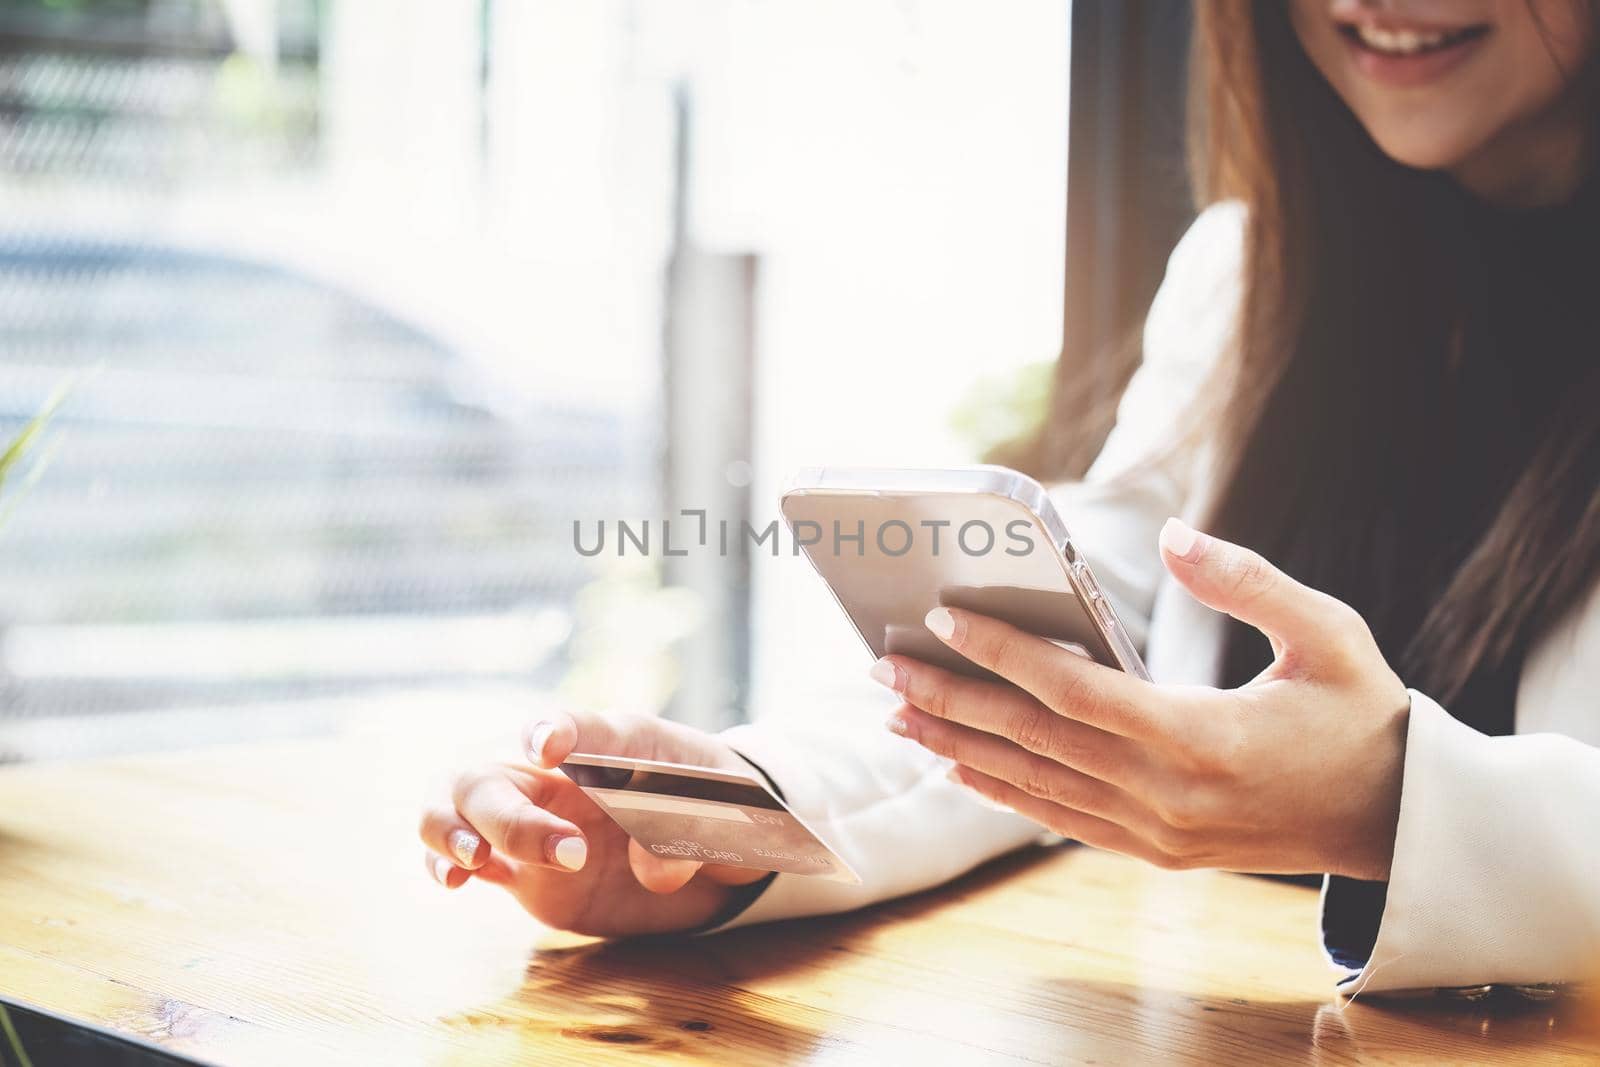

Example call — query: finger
[523,711,581,768]
[922,606,1167,738]
[419,804,488,870]
[890,704,1137,823]
[1158,517,1345,655]
[452,767,589,871]
[522,709,665,769]
[949,765,1167,867]
[872,657,1137,785]
[463,853,519,887]
[424,850,472,889]
[701,863,772,887]
[624,851,766,891]
[627,838,703,894]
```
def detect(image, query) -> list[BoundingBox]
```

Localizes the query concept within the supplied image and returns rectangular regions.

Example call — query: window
[0,0,1071,759]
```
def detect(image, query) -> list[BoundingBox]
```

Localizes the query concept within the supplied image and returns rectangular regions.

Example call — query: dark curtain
[993,0,1196,481]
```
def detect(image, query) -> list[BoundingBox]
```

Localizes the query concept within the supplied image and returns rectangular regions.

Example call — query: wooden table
[1,693,1596,1065]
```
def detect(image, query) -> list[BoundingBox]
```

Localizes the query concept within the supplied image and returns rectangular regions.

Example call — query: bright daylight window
[0,0,1068,760]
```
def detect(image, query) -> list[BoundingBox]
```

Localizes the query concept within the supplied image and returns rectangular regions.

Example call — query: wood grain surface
[0,693,1595,1065]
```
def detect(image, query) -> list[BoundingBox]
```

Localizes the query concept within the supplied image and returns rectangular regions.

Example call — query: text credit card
[560,752,860,884]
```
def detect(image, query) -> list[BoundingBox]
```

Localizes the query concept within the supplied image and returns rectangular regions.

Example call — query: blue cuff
[1322,875,1390,971]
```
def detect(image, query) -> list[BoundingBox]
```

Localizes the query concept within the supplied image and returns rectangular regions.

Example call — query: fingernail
[868,658,903,693]
[551,835,588,871]
[430,854,456,887]
[1160,517,1203,562]
[885,711,910,737]
[448,828,481,869]
[527,721,554,763]
[924,606,957,642]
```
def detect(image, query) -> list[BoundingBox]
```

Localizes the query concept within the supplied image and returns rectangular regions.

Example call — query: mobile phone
[559,753,860,883]
[780,465,1151,681]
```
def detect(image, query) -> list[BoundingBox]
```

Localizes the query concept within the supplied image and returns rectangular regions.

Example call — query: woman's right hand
[418,710,771,936]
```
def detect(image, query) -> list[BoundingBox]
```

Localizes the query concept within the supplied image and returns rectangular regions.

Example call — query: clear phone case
[780,465,1151,682]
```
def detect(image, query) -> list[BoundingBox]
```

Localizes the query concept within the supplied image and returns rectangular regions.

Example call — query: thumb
[627,839,703,894]
[1158,517,1329,653]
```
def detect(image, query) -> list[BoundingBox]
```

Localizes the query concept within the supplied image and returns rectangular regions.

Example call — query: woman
[420,0,1600,995]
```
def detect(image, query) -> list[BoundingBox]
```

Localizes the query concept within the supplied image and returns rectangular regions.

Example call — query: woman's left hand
[872,518,1411,882]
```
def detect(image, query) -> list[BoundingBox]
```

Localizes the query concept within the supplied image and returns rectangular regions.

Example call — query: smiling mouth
[1339,21,1491,57]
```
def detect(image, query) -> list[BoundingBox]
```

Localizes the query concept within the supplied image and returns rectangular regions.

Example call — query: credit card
[560,752,861,884]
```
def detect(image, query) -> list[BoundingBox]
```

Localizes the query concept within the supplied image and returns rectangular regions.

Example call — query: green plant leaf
[0,378,73,495]
[0,1003,35,1067]
[0,368,94,523]
[948,360,1055,460]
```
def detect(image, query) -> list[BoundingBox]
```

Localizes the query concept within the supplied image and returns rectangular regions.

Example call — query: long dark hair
[1188,2,1600,719]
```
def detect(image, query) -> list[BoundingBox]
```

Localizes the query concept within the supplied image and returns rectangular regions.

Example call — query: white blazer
[718,203,1600,994]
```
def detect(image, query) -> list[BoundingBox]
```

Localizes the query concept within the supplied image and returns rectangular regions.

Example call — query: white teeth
[1356,24,1453,55]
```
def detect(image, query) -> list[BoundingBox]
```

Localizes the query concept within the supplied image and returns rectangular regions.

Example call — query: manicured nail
[430,854,457,887]
[448,828,481,869]
[868,658,903,693]
[1159,517,1203,563]
[885,711,910,737]
[924,607,957,642]
[552,835,588,871]
[527,721,554,763]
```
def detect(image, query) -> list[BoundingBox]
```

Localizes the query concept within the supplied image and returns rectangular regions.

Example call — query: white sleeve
[711,203,1247,930]
[711,719,1050,928]
[1050,199,1245,651]
[1331,690,1600,994]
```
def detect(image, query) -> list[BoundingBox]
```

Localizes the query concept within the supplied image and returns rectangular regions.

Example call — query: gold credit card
[560,752,861,884]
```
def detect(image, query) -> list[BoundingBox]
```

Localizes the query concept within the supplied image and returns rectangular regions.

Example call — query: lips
[1335,18,1492,87]
[1342,22,1490,57]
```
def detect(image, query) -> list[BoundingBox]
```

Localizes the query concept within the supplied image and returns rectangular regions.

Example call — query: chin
[1362,126,1477,173]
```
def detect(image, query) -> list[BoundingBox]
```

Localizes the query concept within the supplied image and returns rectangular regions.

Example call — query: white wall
[651,1,1072,719]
